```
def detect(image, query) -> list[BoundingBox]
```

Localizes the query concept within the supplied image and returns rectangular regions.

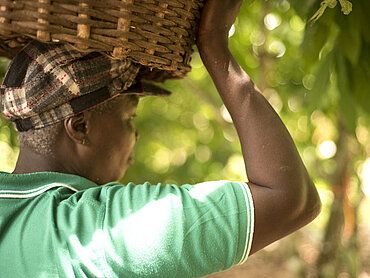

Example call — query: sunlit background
[0,0,369,277]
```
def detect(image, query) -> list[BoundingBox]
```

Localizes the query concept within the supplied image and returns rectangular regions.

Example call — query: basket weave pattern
[0,0,204,80]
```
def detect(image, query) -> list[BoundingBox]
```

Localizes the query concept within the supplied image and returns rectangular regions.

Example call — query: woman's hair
[17,123,62,155]
[17,96,124,155]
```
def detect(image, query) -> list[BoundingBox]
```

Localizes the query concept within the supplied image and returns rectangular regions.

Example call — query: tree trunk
[316,117,357,277]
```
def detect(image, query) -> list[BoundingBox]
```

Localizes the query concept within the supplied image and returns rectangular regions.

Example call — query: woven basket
[0,0,205,80]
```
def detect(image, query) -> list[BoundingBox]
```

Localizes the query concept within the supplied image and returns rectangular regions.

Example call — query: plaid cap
[0,40,171,132]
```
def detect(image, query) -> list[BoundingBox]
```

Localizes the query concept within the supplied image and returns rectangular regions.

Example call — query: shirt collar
[0,171,98,193]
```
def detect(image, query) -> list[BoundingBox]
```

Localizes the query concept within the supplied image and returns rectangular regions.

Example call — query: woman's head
[18,94,140,185]
[2,40,170,184]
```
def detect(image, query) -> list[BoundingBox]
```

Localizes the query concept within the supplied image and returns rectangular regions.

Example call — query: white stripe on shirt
[237,181,255,265]
[0,183,78,198]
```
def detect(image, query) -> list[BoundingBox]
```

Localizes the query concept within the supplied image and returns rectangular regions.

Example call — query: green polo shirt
[0,171,254,278]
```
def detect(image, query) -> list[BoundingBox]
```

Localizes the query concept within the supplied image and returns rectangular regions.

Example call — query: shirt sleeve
[102,180,254,278]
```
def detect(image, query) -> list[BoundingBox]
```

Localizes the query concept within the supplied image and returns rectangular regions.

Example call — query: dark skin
[197,0,321,254]
[13,0,321,261]
[13,95,139,185]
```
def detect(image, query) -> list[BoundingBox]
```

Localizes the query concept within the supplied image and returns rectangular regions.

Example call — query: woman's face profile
[83,95,139,184]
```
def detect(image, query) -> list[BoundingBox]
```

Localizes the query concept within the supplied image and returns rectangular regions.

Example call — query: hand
[197,0,243,45]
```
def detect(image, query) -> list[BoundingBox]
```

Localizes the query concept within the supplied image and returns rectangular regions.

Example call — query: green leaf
[290,0,319,19]
[302,21,331,68]
[335,50,357,135]
[352,46,370,114]
[306,50,334,112]
[337,5,362,66]
[352,68,370,114]
[359,1,370,44]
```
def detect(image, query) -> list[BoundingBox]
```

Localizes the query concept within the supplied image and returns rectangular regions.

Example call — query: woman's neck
[12,147,65,174]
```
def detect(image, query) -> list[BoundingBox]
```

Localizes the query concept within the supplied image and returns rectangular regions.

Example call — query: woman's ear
[64,112,89,144]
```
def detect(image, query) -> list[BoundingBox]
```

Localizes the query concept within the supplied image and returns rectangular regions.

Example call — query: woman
[0,1,321,277]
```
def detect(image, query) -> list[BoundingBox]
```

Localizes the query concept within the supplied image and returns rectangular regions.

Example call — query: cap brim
[124,80,172,97]
[13,80,171,132]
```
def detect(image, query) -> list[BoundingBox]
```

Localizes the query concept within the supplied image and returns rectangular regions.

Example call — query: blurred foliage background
[0,0,369,277]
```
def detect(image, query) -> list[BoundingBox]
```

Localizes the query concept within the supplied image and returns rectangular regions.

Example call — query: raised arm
[197,0,321,254]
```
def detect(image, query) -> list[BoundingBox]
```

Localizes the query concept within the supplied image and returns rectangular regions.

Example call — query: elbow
[304,183,322,222]
[291,179,322,227]
[301,194,321,225]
